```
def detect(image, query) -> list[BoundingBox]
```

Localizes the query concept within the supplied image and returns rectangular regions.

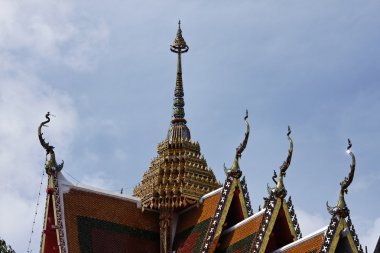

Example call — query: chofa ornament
[224,110,250,178]
[326,138,356,218]
[38,112,64,174]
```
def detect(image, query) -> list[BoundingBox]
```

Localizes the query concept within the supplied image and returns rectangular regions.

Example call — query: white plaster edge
[271,225,328,253]
[221,209,266,236]
[178,187,224,216]
[59,171,142,208]
[199,187,223,203]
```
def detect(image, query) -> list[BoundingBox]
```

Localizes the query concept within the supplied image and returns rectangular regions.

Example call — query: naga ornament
[270,126,293,198]
[225,110,250,178]
[38,112,64,174]
[326,139,356,218]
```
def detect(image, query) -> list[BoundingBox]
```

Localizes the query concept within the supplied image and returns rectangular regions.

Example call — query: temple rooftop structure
[38,22,370,253]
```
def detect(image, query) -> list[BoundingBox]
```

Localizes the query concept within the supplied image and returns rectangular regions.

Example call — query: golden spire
[133,22,221,211]
[170,20,189,123]
[327,139,356,218]
[167,21,191,142]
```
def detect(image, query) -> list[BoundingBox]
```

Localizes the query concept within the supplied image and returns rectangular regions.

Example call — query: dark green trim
[77,216,159,253]
[225,233,255,253]
[174,218,211,253]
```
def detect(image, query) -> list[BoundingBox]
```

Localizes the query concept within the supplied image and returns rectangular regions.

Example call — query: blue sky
[0,0,379,252]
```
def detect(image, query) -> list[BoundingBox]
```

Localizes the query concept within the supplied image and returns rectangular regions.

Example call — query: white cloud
[0,0,108,251]
[0,0,108,71]
[0,76,77,252]
[296,209,327,236]
[361,217,380,252]
[350,172,380,192]
[81,171,115,190]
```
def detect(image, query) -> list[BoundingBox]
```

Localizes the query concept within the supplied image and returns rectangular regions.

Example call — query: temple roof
[38,23,369,253]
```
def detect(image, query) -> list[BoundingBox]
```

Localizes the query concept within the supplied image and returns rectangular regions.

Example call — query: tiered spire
[134,23,221,253]
[167,21,191,142]
[133,22,220,210]
[170,20,189,122]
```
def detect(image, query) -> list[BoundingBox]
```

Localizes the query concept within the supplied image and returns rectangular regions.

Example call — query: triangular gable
[240,176,253,217]
[320,215,364,253]
[375,236,380,253]
[249,192,300,253]
[41,177,60,253]
[286,196,302,239]
[272,226,327,253]
[218,209,265,253]
[173,188,222,253]
[41,172,67,253]
[199,173,251,253]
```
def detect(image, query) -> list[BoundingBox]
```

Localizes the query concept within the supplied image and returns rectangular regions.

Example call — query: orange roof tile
[172,188,222,253]
[219,209,265,250]
[272,226,327,253]
[176,188,222,233]
[63,187,159,252]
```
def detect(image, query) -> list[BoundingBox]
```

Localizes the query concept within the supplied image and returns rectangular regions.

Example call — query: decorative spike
[325,139,356,218]
[274,126,293,198]
[170,21,189,123]
[235,110,250,160]
[225,110,250,178]
[341,138,356,194]
[38,112,64,174]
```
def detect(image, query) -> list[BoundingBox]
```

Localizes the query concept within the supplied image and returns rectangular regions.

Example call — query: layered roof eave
[58,171,142,209]
[272,226,328,253]
[221,208,266,236]
[199,187,223,203]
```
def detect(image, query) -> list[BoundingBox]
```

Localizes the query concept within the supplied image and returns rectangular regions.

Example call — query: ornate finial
[235,110,250,160]
[167,22,191,142]
[326,139,356,218]
[170,21,189,123]
[38,112,64,174]
[170,20,188,53]
[225,110,250,178]
[280,126,293,177]
[341,139,355,193]
[273,126,293,198]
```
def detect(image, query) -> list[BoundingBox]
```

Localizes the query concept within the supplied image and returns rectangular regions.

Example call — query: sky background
[0,0,379,252]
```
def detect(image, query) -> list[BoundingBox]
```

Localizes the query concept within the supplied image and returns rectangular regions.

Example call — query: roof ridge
[221,209,266,236]
[59,171,143,208]
[271,226,328,253]
[199,187,223,203]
